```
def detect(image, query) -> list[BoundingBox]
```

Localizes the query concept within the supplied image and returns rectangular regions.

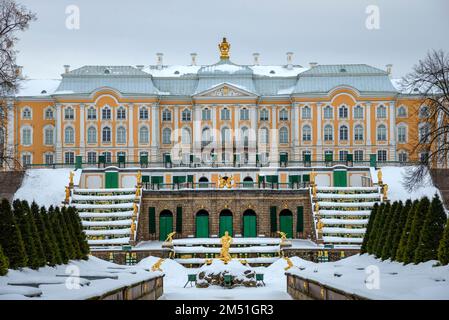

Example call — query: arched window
[117,106,126,120]
[22,127,32,145]
[323,106,333,119]
[182,109,191,122]
[354,125,364,141]
[102,106,111,120]
[102,126,111,143]
[162,109,172,121]
[87,126,97,144]
[339,125,348,140]
[240,108,249,120]
[182,127,191,144]
[398,151,408,163]
[64,107,74,120]
[397,106,407,118]
[221,127,231,144]
[377,124,387,141]
[64,127,74,144]
[22,107,32,119]
[419,123,430,143]
[354,105,364,119]
[302,106,311,119]
[162,128,171,144]
[260,109,269,121]
[279,109,288,121]
[377,105,387,119]
[117,126,127,144]
[139,126,149,144]
[44,108,54,120]
[221,108,230,120]
[398,125,407,143]
[419,105,429,118]
[260,127,269,144]
[302,125,311,141]
[44,126,54,145]
[241,126,249,147]
[87,106,96,120]
[339,105,348,118]
[202,108,211,121]
[201,127,211,146]
[279,127,289,144]
[139,107,149,120]
[324,125,333,141]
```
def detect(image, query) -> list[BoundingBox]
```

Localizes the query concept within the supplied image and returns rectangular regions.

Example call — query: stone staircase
[0,170,25,202]
[312,186,382,247]
[70,187,141,249]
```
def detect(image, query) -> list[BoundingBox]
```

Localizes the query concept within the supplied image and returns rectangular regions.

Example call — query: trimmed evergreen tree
[373,202,390,256]
[403,197,431,264]
[414,194,447,263]
[42,206,63,265]
[361,203,378,254]
[0,244,9,276]
[438,218,449,265]
[33,205,57,266]
[27,202,46,268]
[62,207,82,260]
[366,203,384,254]
[381,201,403,260]
[376,202,396,258]
[396,200,419,262]
[391,199,412,260]
[50,206,69,264]
[59,207,75,260]
[67,206,89,259]
[0,199,27,269]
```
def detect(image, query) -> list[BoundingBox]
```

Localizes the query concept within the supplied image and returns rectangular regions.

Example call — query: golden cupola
[218,37,231,60]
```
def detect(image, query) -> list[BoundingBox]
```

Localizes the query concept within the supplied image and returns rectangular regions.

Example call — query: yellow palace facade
[2,39,426,172]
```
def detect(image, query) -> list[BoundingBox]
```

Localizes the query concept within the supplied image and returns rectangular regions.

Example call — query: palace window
[102,106,111,120]
[21,127,32,146]
[139,107,149,120]
[398,125,407,143]
[339,125,348,141]
[44,153,54,165]
[377,105,387,119]
[117,106,126,120]
[240,108,249,121]
[399,151,408,163]
[162,109,172,121]
[139,126,149,144]
[397,106,407,118]
[87,127,97,144]
[117,126,127,144]
[162,128,171,144]
[117,151,126,161]
[64,127,74,144]
[354,125,364,141]
[22,153,32,166]
[339,150,348,161]
[302,106,311,119]
[419,123,430,143]
[323,106,333,119]
[377,150,387,162]
[44,126,54,145]
[64,107,74,120]
[302,150,311,161]
[202,108,211,121]
[182,127,191,144]
[377,124,387,141]
[87,107,97,120]
[260,109,269,121]
[103,151,112,163]
[339,105,348,119]
[22,107,32,120]
[279,127,289,144]
[354,150,364,162]
[221,108,230,121]
[241,127,249,147]
[302,125,312,141]
[324,125,333,141]
[221,127,231,144]
[324,150,333,160]
[201,127,212,146]
[44,108,54,120]
[419,105,430,118]
[354,105,364,119]
[182,109,191,122]
[259,127,269,144]
[102,126,111,143]
[279,109,289,121]
[65,152,75,164]
[87,152,97,164]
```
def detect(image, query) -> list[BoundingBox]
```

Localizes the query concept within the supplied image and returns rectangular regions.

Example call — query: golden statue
[133,203,138,215]
[65,186,71,203]
[277,231,287,244]
[151,258,164,272]
[69,171,74,186]
[312,185,317,198]
[218,175,234,189]
[219,231,233,264]
[377,169,383,184]
[316,219,324,231]
[136,171,142,186]
[205,258,213,265]
[164,231,176,243]
[382,184,388,199]
[310,171,317,185]
[130,220,136,235]
[314,202,320,213]
[283,256,293,271]
[218,37,230,59]
[135,187,141,198]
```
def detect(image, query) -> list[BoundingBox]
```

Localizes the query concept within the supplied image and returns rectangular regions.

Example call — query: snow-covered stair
[70,187,141,248]
[312,186,382,247]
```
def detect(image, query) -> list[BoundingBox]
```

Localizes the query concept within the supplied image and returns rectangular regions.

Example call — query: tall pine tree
[366,203,385,254]
[50,206,69,264]
[59,207,75,260]
[33,205,57,266]
[67,206,89,259]
[0,244,9,276]
[438,218,449,265]
[396,200,419,262]
[361,203,378,254]
[27,201,46,268]
[391,200,412,261]
[403,197,430,264]
[414,195,447,263]
[373,202,390,256]
[62,207,82,260]
[0,199,27,269]
[381,201,403,260]
[376,202,396,258]
[42,206,63,265]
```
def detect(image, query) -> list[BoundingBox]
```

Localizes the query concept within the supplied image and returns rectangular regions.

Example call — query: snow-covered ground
[370,166,440,202]
[13,169,82,208]
[0,256,162,300]
[286,254,449,300]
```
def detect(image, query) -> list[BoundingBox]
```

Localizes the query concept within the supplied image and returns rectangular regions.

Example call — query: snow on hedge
[13,169,82,208]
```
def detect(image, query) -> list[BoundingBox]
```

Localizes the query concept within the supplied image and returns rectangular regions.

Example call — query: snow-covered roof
[16,79,61,97]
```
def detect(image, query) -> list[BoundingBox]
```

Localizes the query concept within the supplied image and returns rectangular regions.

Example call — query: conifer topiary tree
[396,200,419,262]
[403,197,430,264]
[0,244,9,276]
[43,206,63,265]
[33,205,57,266]
[438,218,449,265]
[28,202,46,268]
[59,207,75,260]
[366,203,384,254]
[0,199,27,269]
[376,202,396,259]
[391,199,412,261]
[414,194,447,263]
[361,203,378,254]
[373,202,390,257]
[67,206,89,259]
[50,206,69,264]
[63,207,82,260]
[381,201,403,261]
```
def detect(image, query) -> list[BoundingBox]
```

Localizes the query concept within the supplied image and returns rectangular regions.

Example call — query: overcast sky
[15,0,449,79]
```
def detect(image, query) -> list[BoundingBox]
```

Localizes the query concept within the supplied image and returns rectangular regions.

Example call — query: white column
[233,105,240,163]
[316,103,322,161]
[150,103,160,162]
[389,101,396,161]
[269,105,278,165]
[249,105,257,164]
[79,104,85,160]
[128,103,134,161]
[55,104,63,163]
[366,102,371,147]
[212,105,217,148]
[193,104,201,158]
[292,103,300,161]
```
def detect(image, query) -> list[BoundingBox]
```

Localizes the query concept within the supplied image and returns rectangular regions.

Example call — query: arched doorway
[196,210,209,238]
[219,209,233,237]
[279,209,293,239]
[198,176,209,188]
[243,176,254,188]
[242,209,257,237]
[159,210,173,241]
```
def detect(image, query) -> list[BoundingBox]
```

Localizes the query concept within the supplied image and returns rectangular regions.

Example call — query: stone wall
[88,276,164,300]
[91,249,171,264]
[283,248,360,262]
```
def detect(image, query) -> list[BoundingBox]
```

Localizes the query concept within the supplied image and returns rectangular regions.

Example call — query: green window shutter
[270,206,277,233]
[142,175,150,183]
[303,174,310,183]
[151,176,163,185]
[149,207,156,234]
[187,175,194,183]
[258,175,265,183]
[296,206,304,232]
[176,206,183,233]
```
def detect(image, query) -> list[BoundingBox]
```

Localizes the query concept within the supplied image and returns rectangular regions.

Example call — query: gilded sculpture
[219,231,233,264]
[164,231,176,243]
[218,37,230,59]
[218,175,234,189]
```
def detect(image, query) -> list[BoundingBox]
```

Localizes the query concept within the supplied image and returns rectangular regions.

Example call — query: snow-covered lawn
[0,256,162,300]
[13,169,82,208]
[286,254,449,300]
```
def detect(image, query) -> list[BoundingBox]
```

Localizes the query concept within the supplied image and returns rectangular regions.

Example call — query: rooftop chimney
[253,53,260,66]
[190,53,198,66]
[386,64,393,76]
[286,52,293,70]
[64,65,70,73]
[156,53,163,70]
[136,65,144,71]
[309,62,318,68]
